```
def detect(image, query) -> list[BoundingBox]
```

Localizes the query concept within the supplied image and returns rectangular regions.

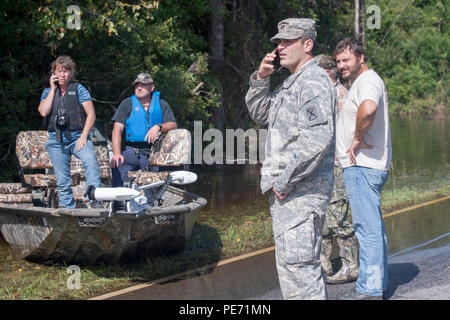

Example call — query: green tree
[0,0,219,181]
[365,0,449,114]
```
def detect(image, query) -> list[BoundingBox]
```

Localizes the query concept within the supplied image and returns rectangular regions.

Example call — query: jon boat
[0,122,206,265]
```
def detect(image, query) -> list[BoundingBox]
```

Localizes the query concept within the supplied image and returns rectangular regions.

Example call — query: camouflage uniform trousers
[321,165,359,275]
[270,189,329,300]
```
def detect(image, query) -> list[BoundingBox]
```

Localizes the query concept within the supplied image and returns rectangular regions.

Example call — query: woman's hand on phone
[50,73,58,89]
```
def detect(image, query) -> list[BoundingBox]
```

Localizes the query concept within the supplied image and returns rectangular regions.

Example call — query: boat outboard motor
[149,171,198,206]
[84,184,144,215]
[84,171,198,214]
[84,185,141,201]
[154,174,173,206]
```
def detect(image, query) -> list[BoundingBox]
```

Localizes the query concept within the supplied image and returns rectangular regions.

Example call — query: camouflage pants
[270,191,328,300]
[321,166,358,272]
[323,166,353,237]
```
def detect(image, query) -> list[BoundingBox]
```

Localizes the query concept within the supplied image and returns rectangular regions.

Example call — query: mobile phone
[273,50,281,72]
[52,73,58,85]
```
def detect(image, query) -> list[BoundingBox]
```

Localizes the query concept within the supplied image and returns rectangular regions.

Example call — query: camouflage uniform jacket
[245,59,337,196]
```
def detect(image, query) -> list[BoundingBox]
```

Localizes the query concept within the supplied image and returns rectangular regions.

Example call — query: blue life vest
[125,91,163,142]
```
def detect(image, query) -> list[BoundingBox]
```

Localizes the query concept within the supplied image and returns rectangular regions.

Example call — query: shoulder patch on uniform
[306,106,318,121]
[303,103,327,127]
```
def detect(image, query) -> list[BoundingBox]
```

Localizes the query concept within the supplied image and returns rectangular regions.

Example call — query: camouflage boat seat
[13,130,112,207]
[16,131,111,188]
[128,129,192,186]
[0,183,33,204]
[149,129,192,166]
[16,131,75,188]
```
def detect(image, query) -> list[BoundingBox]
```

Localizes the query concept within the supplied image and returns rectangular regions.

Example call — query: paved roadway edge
[90,195,450,300]
[89,246,276,300]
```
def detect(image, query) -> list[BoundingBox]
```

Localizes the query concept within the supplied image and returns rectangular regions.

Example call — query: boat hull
[0,186,206,265]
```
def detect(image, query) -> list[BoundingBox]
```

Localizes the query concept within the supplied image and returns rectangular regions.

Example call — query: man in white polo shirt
[334,38,392,300]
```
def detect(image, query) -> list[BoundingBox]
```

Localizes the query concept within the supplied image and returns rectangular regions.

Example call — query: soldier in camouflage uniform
[245,18,337,300]
[315,55,359,284]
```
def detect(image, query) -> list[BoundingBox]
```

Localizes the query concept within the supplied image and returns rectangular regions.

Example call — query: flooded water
[189,164,267,223]
[189,115,450,222]
[389,116,449,174]
[385,198,450,255]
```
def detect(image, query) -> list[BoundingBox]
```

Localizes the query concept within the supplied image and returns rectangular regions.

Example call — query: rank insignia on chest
[135,107,140,111]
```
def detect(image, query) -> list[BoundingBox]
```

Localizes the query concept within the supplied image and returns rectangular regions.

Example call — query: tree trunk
[210,0,226,133]
[354,0,366,44]
[354,0,360,40]
[361,0,366,47]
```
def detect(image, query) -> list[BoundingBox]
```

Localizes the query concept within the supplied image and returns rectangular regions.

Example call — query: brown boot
[327,265,358,284]
[327,235,359,284]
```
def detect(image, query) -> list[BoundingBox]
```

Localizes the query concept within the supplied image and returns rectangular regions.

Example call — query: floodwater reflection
[385,198,450,255]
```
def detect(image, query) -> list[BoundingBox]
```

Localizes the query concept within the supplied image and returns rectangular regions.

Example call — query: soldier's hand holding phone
[272,50,281,72]
[256,48,281,80]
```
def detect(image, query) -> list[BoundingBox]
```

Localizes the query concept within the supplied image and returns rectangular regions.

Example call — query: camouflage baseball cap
[270,18,317,43]
[315,54,336,70]
[132,73,153,85]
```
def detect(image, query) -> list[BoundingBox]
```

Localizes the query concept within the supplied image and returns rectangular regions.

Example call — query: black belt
[126,141,152,149]
[126,142,153,159]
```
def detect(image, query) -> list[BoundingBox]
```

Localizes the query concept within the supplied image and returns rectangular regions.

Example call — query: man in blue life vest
[111,73,177,204]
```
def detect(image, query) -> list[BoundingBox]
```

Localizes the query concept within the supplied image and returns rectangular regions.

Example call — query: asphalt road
[100,242,449,300]
[95,198,450,301]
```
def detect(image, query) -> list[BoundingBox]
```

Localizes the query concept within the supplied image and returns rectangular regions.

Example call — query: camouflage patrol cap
[270,18,317,43]
[132,73,154,85]
[315,54,336,70]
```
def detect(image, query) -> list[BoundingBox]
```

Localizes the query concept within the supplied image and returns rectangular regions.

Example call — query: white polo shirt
[336,69,392,171]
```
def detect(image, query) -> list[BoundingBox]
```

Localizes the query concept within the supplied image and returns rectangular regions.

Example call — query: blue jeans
[342,166,389,296]
[46,131,101,208]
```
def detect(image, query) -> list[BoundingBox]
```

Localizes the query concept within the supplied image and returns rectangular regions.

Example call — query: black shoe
[339,290,384,300]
